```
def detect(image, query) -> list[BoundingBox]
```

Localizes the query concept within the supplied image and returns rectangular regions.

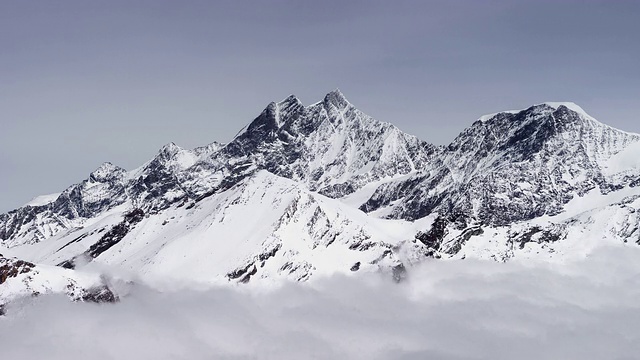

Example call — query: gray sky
[1,0,639,212]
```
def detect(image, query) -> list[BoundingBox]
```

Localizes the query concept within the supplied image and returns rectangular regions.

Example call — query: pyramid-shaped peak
[323,89,351,109]
[273,94,304,119]
[260,95,303,120]
[277,94,303,106]
[150,142,189,165]
[90,162,125,182]
[92,162,123,174]
[158,142,183,156]
[160,141,180,151]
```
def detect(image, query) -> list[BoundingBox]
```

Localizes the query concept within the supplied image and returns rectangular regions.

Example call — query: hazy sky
[1,0,639,212]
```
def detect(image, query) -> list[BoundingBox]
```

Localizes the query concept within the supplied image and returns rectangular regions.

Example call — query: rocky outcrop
[0,254,35,285]
[0,254,118,314]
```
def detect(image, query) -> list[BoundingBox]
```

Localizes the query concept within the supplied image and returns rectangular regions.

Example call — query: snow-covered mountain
[363,102,640,222]
[2,91,640,304]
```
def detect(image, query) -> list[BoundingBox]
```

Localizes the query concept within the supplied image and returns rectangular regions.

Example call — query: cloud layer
[2,245,640,359]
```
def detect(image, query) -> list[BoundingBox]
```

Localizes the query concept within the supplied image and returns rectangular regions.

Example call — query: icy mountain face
[423,191,640,262]
[0,162,128,246]
[363,103,640,225]
[223,90,436,197]
[1,92,640,294]
[0,143,225,247]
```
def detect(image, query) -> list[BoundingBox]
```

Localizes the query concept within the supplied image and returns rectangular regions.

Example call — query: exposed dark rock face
[0,163,128,246]
[55,227,107,254]
[58,209,145,269]
[227,244,282,283]
[448,226,484,255]
[227,263,258,284]
[0,255,35,285]
[78,285,118,303]
[510,225,566,250]
[221,90,436,199]
[227,264,253,281]
[0,255,35,316]
[0,207,39,243]
[362,104,640,227]
[414,213,481,257]
[58,259,76,270]
[416,217,449,252]
[86,209,144,259]
[1,254,118,312]
[258,244,281,263]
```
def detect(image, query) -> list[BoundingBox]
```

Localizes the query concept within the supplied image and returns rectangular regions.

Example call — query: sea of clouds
[2,245,640,359]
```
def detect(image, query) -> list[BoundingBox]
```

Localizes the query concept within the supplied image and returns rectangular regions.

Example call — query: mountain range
[2,90,640,307]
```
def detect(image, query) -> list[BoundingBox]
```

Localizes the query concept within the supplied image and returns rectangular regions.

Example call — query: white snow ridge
[2,91,640,359]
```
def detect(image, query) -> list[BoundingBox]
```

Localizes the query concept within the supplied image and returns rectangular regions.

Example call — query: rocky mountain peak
[541,102,595,120]
[158,142,182,158]
[89,162,126,183]
[456,102,615,158]
[147,142,204,173]
[193,141,223,156]
[323,88,351,110]
[477,101,595,124]
[277,94,303,108]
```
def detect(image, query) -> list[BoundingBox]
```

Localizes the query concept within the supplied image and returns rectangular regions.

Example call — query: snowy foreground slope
[2,90,640,304]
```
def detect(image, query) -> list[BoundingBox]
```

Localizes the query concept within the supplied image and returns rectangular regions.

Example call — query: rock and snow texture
[1,91,640,296]
[4,171,424,288]
[0,254,116,308]
[226,90,436,196]
[363,102,640,223]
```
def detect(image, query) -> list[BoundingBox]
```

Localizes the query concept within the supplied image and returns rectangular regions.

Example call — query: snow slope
[6,171,429,286]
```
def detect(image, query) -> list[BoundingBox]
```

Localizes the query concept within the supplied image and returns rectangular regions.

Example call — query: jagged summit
[154,142,187,164]
[225,90,434,197]
[465,102,635,168]
[323,88,351,109]
[159,141,181,153]
[89,162,126,183]
[270,89,351,109]
[529,102,600,125]
[277,94,303,107]
[362,99,640,225]
[542,101,590,115]
[193,141,223,155]
[252,89,352,131]
[478,101,597,123]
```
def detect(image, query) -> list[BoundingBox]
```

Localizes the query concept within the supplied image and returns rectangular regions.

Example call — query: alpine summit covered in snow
[2,90,640,301]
